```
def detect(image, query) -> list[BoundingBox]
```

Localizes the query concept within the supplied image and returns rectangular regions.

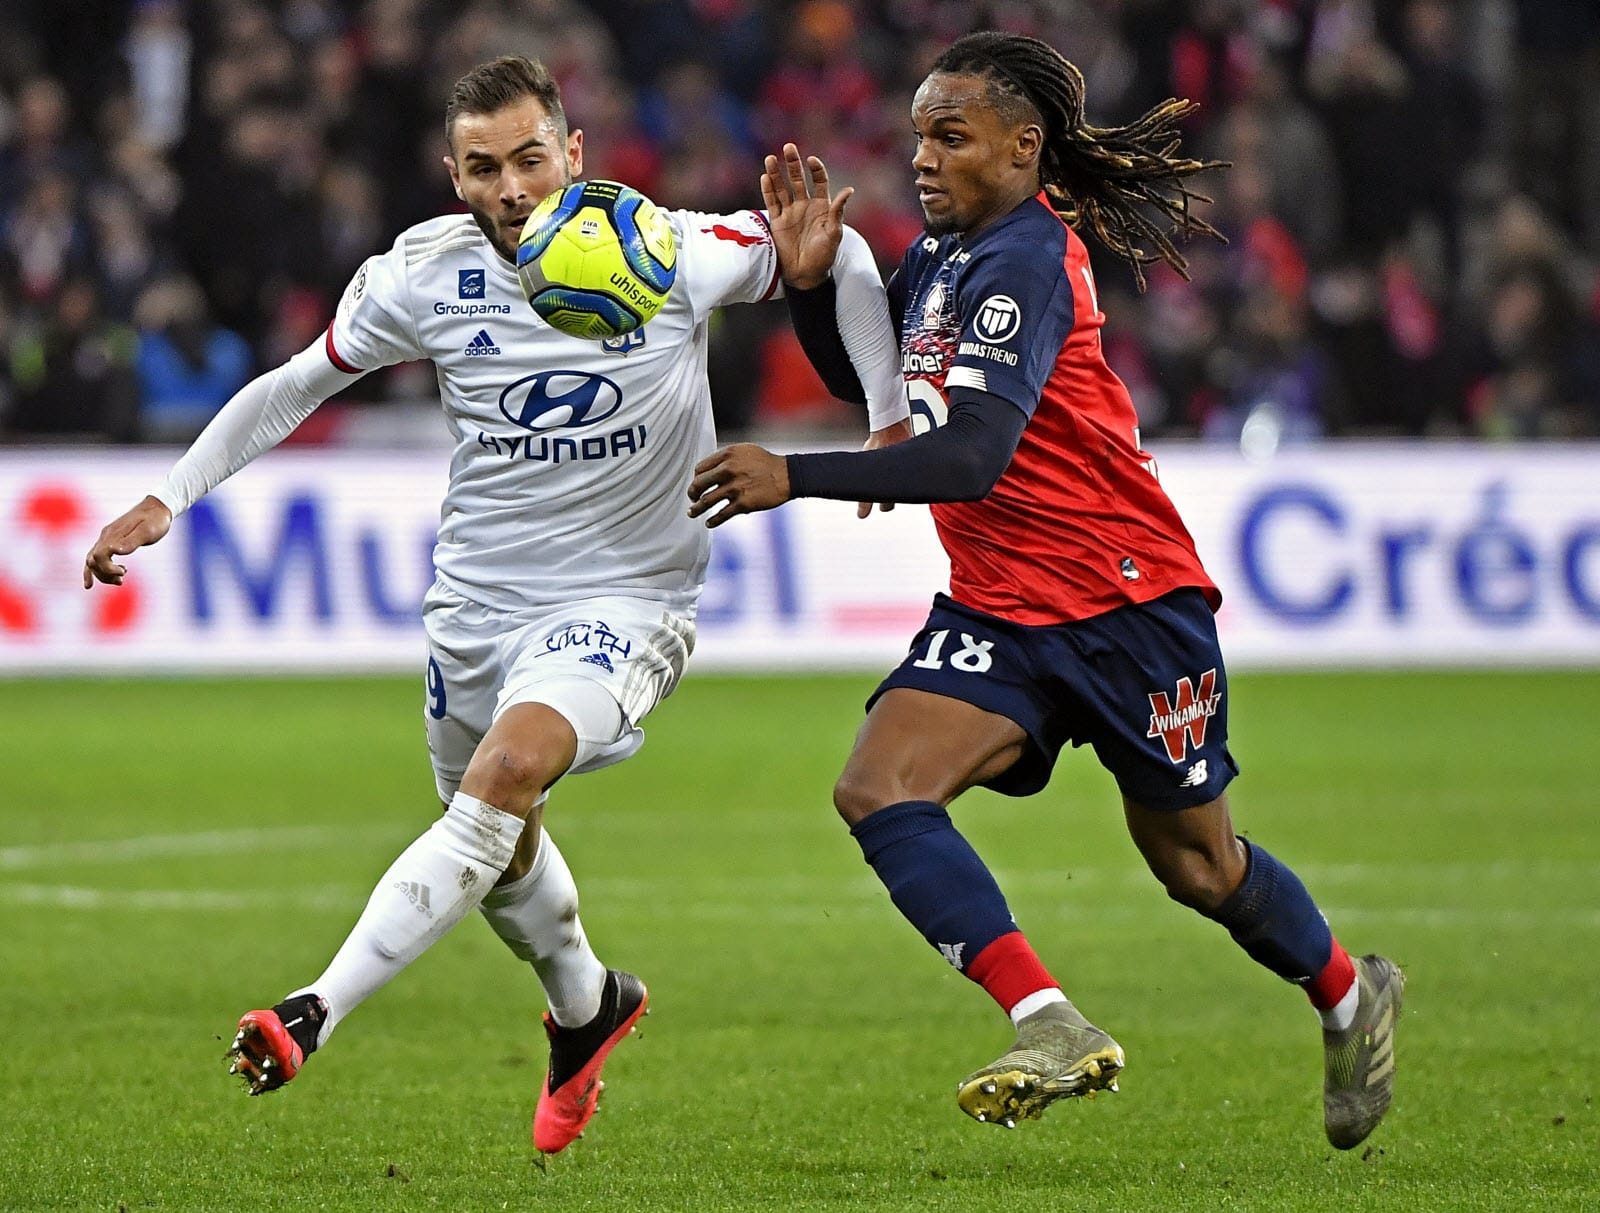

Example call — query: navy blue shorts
[868,588,1239,810]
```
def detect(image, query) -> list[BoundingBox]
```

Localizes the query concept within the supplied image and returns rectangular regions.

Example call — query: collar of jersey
[485,250,520,284]
[948,192,1051,257]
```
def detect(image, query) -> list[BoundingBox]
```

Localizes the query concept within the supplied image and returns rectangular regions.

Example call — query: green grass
[1,671,1596,1211]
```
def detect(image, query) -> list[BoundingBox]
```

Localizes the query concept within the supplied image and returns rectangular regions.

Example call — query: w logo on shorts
[1146,669,1221,763]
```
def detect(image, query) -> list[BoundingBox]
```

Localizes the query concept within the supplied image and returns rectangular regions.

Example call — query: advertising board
[2,445,1595,674]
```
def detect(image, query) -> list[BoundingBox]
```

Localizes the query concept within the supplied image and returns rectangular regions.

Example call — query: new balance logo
[938,942,966,969]
[395,880,434,916]
[579,652,614,673]
[465,329,501,356]
[1180,760,1208,788]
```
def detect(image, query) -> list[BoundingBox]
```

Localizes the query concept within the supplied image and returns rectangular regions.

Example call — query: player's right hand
[762,143,854,292]
[688,443,791,528]
[83,496,173,588]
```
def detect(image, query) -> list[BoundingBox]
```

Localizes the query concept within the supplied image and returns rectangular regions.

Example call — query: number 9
[426,657,448,720]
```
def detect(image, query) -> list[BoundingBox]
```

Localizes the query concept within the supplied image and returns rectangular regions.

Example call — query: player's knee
[832,766,897,826]
[463,743,556,812]
[1153,848,1239,913]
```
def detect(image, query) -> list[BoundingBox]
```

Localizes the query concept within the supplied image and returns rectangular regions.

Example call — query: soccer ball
[515,180,677,340]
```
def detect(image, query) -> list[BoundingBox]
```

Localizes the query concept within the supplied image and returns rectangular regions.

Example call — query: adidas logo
[395,880,434,917]
[579,652,614,673]
[464,328,501,356]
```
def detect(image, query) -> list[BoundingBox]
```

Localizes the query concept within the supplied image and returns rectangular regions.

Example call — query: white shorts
[422,582,695,802]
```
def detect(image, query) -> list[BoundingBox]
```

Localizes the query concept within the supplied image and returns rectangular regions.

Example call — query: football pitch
[1,671,1594,1211]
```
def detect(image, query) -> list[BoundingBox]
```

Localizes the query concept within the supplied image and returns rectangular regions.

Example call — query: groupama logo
[0,483,141,636]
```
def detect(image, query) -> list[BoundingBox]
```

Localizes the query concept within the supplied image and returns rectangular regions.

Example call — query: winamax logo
[1146,669,1221,763]
[0,483,141,638]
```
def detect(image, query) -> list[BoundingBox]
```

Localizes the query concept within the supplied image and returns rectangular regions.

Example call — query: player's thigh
[846,595,1063,812]
[423,585,501,803]
[836,688,1029,821]
[498,597,695,777]
[1067,588,1241,813]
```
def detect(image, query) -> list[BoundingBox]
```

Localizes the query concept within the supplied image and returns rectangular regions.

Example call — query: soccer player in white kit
[82,56,904,1153]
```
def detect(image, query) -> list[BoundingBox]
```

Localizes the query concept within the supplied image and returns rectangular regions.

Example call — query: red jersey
[888,192,1218,624]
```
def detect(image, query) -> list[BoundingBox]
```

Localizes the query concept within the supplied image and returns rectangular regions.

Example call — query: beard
[467,204,520,264]
[922,213,962,238]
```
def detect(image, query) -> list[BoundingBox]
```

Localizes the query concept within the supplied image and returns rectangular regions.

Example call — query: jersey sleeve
[947,239,1076,419]
[325,241,425,373]
[668,209,781,321]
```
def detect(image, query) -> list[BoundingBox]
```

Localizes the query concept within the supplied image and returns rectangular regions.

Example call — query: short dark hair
[444,56,566,148]
[931,31,1225,289]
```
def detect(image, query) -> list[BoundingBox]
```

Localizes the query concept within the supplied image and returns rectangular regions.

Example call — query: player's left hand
[688,444,791,528]
[762,143,854,292]
[857,418,914,518]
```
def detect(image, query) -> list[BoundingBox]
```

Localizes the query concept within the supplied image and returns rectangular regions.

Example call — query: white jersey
[150,204,903,619]
[327,209,781,617]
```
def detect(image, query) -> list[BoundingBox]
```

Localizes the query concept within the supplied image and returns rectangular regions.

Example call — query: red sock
[964,931,1059,1015]
[1306,939,1357,1010]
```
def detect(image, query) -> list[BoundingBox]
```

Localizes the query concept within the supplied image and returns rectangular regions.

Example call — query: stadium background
[1,3,1596,1211]
[3,0,1600,443]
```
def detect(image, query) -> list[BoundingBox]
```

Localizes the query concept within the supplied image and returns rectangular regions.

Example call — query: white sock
[294,792,524,1047]
[1319,979,1360,1032]
[479,828,607,1027]
[1008,987,1069,1026]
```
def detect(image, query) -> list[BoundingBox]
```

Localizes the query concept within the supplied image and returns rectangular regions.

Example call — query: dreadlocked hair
[931,31,1227,290]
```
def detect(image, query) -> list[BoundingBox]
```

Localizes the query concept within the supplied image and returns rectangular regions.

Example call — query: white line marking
[3,881,1596,929]
[0,883,358,911]
[3,829,1595,927]
[1328,907,1600,930]
[0,826,396,872]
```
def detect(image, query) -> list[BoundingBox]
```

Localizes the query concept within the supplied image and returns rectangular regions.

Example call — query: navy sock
[849,800,1017,972]
[1207,840,1334,984]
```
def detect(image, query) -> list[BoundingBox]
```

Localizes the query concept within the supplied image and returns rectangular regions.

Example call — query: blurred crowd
[3,0,1600,446]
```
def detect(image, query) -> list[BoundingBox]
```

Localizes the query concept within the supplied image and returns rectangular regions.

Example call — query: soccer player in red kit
[690,32,1402,1150]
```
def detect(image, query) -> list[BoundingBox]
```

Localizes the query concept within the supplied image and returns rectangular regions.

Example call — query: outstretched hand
[83,495,173,587]
[761,143,854,291]
[688,444,791,529]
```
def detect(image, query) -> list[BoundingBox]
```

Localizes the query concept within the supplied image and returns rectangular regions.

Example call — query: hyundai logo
[498,371,624,431]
